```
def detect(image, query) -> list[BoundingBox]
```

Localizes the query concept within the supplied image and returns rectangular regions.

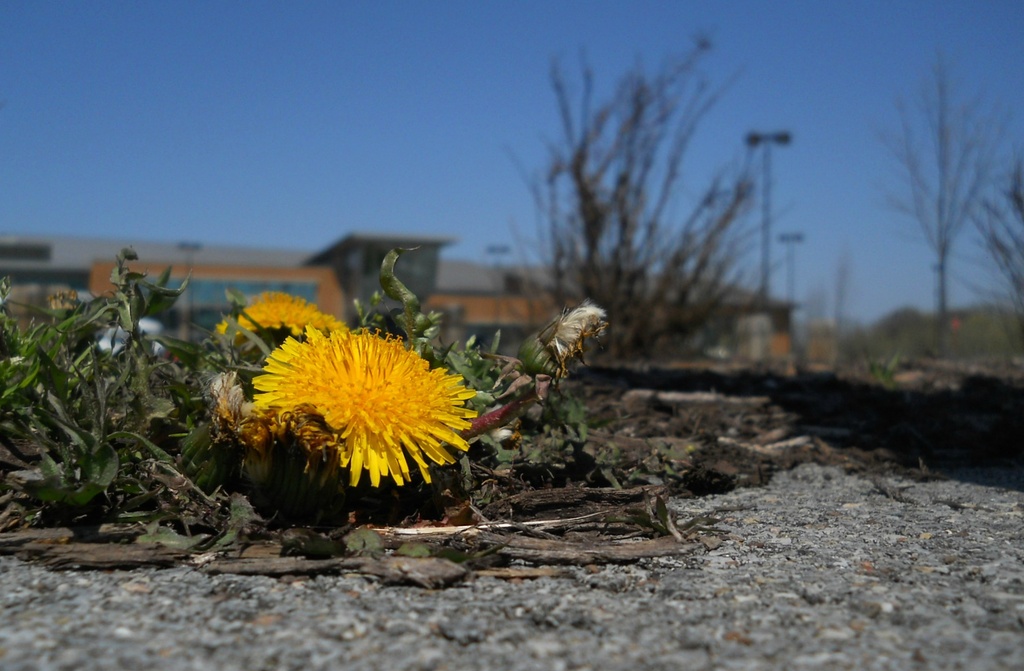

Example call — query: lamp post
[746,131,792,307]
[486,244,511,326]
[777,232,804,306]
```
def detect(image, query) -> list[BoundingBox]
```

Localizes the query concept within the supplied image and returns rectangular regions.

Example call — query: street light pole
[777,232,804,306]
[486,244,511,327]
[746,131,792,307]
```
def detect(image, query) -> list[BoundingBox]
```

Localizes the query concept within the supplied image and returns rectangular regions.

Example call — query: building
[426,259,558,352]
[0,233,556,351]
[0,233,793,360]
[305,232,452,323]
[0,235,342,339]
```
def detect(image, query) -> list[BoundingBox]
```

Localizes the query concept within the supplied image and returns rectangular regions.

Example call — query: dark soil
[3,358,1023,576]
[562,359,1024,497]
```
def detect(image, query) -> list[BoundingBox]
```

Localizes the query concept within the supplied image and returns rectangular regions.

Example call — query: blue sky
[2,1,1022,323]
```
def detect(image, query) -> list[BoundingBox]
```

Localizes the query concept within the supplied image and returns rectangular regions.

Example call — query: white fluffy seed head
[551,300,607,357]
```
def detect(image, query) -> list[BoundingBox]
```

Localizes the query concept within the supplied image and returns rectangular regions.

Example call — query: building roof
[307,231,456,265]
[0,232,564,300]
[435,259,555,294]
[435,260,504,293]
[329,231,456,246]
[0,234,313,272]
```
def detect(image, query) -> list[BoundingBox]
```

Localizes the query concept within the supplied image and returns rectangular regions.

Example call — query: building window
[0,243,52,261]
[173,278,320,307]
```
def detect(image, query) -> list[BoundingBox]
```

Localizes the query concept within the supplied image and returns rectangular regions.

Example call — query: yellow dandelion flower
[235,405,349,519]
[253,327,477,487]
[216,292,345,338]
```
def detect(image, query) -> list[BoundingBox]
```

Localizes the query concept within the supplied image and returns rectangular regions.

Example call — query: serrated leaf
[38,452,63,480]
[81,443,119,488]
[137,523,208,550]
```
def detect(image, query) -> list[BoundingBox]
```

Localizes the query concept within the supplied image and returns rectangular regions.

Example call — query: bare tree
[976,159,1024,346]
[533,43,751,359]
[882,56,1004,357]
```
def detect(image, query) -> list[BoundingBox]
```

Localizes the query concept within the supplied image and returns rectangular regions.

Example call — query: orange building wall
[88,261,345,318]
[425,292,560,327]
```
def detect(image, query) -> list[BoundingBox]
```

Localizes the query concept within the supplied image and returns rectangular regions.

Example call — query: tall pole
[761,145,772,305]
[778,232,804,305]
[486,244,510,327]
[746,131,792,308]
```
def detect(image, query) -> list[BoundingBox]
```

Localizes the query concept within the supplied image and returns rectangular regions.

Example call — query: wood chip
[475,532,700,565]
[201,555,468,588]
[623,389,771,406]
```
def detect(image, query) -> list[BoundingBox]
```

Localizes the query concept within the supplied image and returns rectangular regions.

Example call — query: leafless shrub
[881,56,1005,356]
[530,42,752,359]
[976,160,1024,346]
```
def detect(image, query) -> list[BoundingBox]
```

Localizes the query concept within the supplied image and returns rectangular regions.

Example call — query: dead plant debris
[3,359,1022,584]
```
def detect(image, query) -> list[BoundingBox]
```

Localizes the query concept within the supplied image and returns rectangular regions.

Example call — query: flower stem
[461,391,540,440]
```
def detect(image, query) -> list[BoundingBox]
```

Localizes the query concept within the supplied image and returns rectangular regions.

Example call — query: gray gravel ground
[2,462,1022,671]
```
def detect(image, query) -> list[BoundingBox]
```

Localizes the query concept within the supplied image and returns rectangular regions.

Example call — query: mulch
[3,358,1022,584]
[576,359,1024,482]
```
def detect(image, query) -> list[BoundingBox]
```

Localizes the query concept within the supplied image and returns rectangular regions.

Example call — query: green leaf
[379,247,421,339]
[109,430,174,462]
[137,523,208,550]
[61,482,107,507]
[35,348,70,402]
[129,291,146,329]
[219,315,272,357]
[202,494,261,551]
[117,302,134,332]
[344,528,385,558]
[280,529,349,557]
[225,287,247,308]
[143,277,187,316]
[395,542,433,558]
[655,495,671,529]
[38,452,63,480]
[82,443,119,488]
[18,445,116,507]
